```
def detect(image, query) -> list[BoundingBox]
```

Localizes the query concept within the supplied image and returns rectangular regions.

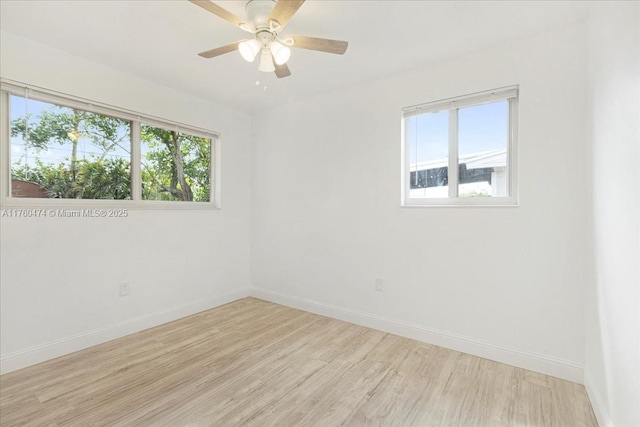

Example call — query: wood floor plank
[0,298,598,427]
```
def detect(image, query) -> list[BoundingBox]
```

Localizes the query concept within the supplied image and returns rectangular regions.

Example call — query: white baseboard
[251,288,584,384]
[584,373,613,427]
[0,289,250,375]
[2,287,585,386]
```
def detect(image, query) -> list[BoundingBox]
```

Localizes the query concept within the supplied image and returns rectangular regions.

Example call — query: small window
[402,86,518,206]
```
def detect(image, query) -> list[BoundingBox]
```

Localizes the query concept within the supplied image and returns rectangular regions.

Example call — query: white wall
[1,9,637,423]
[0,32,252,373]
[251,24,589,382]
[585,3,640,426]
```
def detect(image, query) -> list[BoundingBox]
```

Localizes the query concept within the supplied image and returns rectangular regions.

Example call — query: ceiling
[0,1,590,115]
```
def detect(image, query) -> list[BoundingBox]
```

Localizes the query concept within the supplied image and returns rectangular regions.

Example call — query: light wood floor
[0,298,597,427]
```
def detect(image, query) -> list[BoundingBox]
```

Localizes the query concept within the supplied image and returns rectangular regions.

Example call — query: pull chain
[255,67,268,91]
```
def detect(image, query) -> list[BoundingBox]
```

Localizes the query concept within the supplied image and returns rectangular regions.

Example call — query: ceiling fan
[190,0,348,78]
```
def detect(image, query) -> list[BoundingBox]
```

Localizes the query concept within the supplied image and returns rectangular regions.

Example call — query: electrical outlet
[375,278,384,292]
[119,282,130,297]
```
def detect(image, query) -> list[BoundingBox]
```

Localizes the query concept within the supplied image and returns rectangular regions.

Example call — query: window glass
[458,100,508,197]
[407,110,449,198]
[10,95,131,199]
[140,124,211,202]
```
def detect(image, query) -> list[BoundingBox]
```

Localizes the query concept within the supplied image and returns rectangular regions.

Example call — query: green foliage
[11,109,129,153]
[11,101,210,202]
[12,158,131,199]
[141,125,210,202]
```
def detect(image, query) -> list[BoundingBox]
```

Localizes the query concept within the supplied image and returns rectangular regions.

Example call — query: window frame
[0,80,221,210]
[401,86,519,207]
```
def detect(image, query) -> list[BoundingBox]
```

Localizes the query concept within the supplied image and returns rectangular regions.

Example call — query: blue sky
[10,95,131,166]
[10,96,180,168]
[12,94,507,170]
[407,100,508,163]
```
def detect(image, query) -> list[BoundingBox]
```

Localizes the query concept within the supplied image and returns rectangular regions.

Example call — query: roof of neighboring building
[409,148,506,171]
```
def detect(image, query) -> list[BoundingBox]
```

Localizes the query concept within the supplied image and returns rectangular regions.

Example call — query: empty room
[0,0,638,426]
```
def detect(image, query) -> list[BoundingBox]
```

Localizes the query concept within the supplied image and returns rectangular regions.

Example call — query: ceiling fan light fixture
[258,48,275,72]
[269,40,291,65]
[239,39,261,62]
[191,0,349,80]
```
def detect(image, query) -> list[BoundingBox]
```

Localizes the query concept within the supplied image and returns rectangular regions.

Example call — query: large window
[1,82,219,207]
[402,86,518,206]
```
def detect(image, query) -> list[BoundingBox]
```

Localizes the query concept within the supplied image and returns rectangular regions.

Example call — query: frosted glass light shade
[258,49,275,72]
[269,41,291,65]
[239,39,261,62]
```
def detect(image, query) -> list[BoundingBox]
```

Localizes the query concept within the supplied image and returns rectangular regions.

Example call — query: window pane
[407,110,449,198]
[141,125,211,202]
[458,100,508,197]
[10,95,131,199]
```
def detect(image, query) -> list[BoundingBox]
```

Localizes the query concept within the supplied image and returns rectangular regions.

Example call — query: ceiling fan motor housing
[246,0,277,30]
[257,30,275,47]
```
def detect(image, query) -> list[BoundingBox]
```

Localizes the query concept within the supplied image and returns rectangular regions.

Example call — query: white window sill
[401,197,519,208]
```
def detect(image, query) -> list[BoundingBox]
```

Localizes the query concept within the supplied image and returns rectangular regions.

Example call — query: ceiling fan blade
[287,35,348,55]
[274,62,292,79]
[198,41,242,59]
[190,0,253,33]
[268,0,305,31]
